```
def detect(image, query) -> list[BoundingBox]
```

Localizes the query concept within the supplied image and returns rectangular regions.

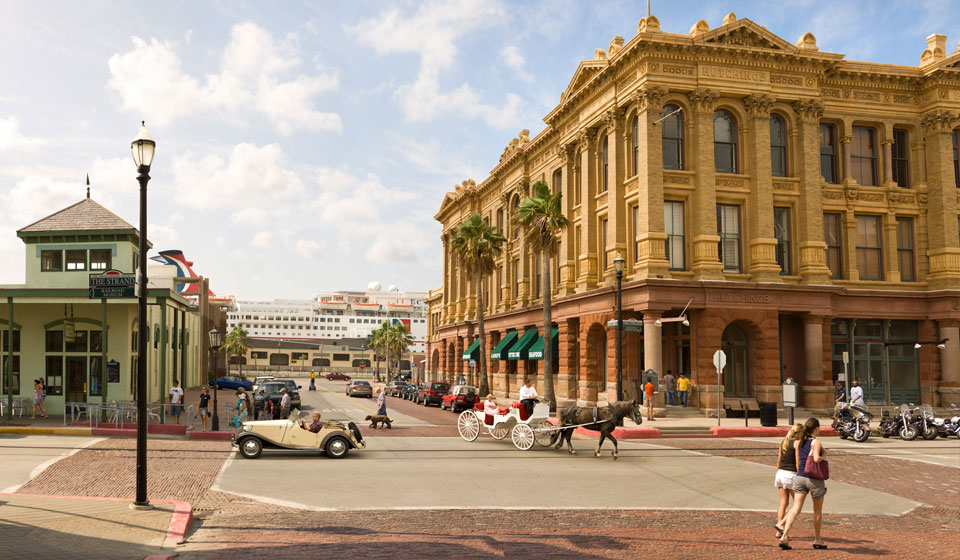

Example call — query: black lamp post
[209,327,222,431]
[132,121,155,508]
[614,251,625,403]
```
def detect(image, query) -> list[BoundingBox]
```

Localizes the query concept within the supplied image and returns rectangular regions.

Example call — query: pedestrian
[374,388,392,429]
[774,423,803,538]
[677,373,690,407]
[261,392,274,420]
[279,388,291,419]
[253,389,264,420]
[198,386,210,431]
[235,390,248,427]
[519,378,538,417]
[849,380,864,407]
[31,379,48,419]
[168,379,184,424]
[663,370,677,406]
[832,382,846,418]
[778,418,828,550]
[644,379,655,421]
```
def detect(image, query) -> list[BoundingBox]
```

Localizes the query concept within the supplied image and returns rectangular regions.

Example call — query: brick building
[426,13,960,410]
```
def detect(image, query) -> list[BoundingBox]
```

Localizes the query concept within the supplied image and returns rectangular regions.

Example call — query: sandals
[778,541,792,550]
[813,542,828,549]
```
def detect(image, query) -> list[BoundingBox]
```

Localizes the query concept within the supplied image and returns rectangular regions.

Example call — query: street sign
[713,349,727,372]
[606,319,643,333]
[89,269,137,299]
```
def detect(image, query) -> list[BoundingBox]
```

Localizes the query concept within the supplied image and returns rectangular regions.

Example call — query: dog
[365,414,393,429]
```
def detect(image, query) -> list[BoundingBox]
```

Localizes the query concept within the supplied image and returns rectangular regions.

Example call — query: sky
[0,0,957,300]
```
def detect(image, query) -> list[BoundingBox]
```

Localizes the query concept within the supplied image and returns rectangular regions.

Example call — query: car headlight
[242,424,250,432]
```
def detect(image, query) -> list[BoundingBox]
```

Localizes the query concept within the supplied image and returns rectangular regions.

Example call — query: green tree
[450,212,506,396]
[516,180,569,410]
[388,321,415,377]
[368,322,390,381]
[222,327,250,378]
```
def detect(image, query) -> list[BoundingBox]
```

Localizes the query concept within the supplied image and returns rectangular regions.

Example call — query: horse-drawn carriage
[457,400,556,450]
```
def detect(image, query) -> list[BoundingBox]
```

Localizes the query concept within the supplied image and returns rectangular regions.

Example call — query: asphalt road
[297,378,435,427]
[0,434,103,492]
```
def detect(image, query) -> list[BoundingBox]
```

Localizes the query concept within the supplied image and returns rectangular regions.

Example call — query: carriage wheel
[490,426,509,440]
[457,411,480,442]
[532,419,557,447]
[512,423,535,450]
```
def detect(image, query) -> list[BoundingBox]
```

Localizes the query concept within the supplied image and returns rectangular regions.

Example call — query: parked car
[400,384,421,400]
[346,380,373,398]
[210,375,252,391]
[326,372,352,381]
[385,380,408,397]
[252,376,275,393]
[233,408,365,459]
[257,381,302,411]
[417,382,450,406]
[441,385,478,412]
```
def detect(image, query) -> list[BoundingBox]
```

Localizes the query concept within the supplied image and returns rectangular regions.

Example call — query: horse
[549,400,643,459]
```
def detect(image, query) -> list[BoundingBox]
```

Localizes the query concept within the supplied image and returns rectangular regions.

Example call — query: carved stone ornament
[791,98,823,123]
[556,143,574,164]
[920,110,958,134]
[604,107,626,131]
[576,128,597,150]
[633,85,665,112]
[744,93,774,117]
[686,89,720,112]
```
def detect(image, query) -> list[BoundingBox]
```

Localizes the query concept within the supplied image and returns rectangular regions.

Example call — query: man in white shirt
[169,380,184,424]
[483,394,499,425]
[280,388,292,419]
[519,379,538,416]
[849,380,865,407]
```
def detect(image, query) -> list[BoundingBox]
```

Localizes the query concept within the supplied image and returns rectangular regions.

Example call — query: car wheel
[238,437,262,459]
[325,436,349,459]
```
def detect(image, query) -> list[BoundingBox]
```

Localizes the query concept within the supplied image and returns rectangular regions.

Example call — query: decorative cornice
[556,143,574,164]
[633,85,666,112]
[603,107,626,131]
[920,109,959,134]
[744,93,774,117]
[686,88,720,112]
[576,128,597,150]
[791,98,823,123]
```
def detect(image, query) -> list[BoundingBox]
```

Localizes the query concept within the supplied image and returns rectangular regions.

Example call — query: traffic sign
[89,269,137,299]
[713,349,727,372]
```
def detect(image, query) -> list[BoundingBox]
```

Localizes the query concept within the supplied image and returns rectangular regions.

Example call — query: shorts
[199,407,210,417]
[792,475,827,498]
[774,469,797,489]
[170,404,182,416]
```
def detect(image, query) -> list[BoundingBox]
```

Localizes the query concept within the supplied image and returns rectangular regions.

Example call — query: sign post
[842,351,849,406]
[713,350,727,427]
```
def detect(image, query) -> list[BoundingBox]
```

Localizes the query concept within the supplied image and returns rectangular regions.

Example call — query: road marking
[318,383,379,414]
[0,436,105,493]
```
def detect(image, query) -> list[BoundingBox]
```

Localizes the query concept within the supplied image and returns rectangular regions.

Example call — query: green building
[1,196,202,416]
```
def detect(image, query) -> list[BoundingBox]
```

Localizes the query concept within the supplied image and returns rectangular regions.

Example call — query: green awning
[528,327,559,360]
[462,338,481,361]
[507,328,540,360]
[490,330,518,360]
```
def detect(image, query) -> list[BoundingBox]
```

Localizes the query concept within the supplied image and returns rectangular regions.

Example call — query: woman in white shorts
[774,423,802,537]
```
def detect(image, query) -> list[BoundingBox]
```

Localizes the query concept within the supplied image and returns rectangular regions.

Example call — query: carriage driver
[519,379,538,416]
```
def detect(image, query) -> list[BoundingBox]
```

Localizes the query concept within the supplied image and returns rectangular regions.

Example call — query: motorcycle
[912,404,939,440]
[832,403,872,443]
[878,405,909,439]
[932,403,960,439]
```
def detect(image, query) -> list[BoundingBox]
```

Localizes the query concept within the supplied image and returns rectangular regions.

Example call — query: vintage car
[441,385,478,412]
[232,409,365,459]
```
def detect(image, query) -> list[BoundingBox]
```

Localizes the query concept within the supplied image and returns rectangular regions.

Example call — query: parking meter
[782,377,798,426]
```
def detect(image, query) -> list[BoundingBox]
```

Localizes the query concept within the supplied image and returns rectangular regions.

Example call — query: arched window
[770,114,787,177]
[513,196,521,239]
[632,114,639,175]
[601,135,609,192]
[661,104,684,170]
[714,110,738,174]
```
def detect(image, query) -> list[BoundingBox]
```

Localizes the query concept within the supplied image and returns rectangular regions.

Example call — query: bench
[723,398,761,418]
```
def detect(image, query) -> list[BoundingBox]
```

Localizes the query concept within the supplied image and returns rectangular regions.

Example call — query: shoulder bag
[803,441,830,480]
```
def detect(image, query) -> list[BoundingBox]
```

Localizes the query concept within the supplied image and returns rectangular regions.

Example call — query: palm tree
[516,180,569,410]
[450,213,506,397]
[368,322,390,381]
[222,327,250,378]
[387,321,415,379]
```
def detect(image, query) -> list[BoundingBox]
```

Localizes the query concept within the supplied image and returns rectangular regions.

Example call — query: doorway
[722,323,750,397]
[66,356,86,403]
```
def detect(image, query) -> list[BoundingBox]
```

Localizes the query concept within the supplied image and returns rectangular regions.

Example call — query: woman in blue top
[779,417,828,550]
[198,387,211,431]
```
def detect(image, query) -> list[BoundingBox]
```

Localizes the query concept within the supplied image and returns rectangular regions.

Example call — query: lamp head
[681,316,690,327]
[914,342,922,349]
[938,339,948,349]
[131,121,155,169]
[208,326,222,349]
[613,251,625,274]
[654,319,662,327]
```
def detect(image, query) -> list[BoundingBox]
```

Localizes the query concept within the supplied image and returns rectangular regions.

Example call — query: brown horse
[550,400,643,459]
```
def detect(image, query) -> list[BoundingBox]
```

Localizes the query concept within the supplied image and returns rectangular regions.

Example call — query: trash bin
[759,402,778,427]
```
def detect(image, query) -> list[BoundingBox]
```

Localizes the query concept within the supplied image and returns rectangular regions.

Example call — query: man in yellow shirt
[677,373,691,407]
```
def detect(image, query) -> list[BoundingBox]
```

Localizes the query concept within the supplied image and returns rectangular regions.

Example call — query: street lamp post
[209,327,222,431]
[131,121,155,508]
[614,252,626,403]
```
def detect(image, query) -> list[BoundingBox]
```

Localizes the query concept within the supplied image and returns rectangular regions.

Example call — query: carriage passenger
[483,394,498,425]
[519,379,538,416]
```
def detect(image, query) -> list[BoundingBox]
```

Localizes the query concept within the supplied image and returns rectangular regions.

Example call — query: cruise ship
[226,283,428,352]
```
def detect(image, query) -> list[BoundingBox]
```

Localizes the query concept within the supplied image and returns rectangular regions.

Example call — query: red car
[416,382,450,407]
[325,372,352,381]
[441,385,478,412]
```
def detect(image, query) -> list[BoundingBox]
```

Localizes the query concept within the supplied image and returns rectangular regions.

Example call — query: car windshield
[288,408,304,423]
[432,383,448,390]
[355,381,370,386]
[283,380,297,388]
[262,383,285,394]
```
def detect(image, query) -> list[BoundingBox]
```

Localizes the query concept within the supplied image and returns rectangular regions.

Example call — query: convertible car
[232,409,365,459]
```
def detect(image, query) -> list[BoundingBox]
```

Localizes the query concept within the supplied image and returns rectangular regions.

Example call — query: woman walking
[779,418,828,550]
[32,379,48,419]
[198,386,211,431]
[235,390,249,428]
[774,423,803,537]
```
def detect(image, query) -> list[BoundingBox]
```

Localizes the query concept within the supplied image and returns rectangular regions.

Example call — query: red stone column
[605,323,619,403]
[454,337,464,382]
[557,319,579,407]
[578,323,598,406]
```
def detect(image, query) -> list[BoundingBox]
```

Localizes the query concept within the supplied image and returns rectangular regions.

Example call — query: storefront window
[45,356,63,396]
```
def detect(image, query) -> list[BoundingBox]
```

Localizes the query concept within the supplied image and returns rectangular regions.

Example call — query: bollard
[743,402,749,427]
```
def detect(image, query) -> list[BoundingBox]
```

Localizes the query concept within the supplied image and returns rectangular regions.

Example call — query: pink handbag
[804,456,830,480]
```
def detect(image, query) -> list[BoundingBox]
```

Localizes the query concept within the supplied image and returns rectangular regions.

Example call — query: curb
[569,425,841,439]
[575,426,662,438]
[3,492,192,552]
[0,426,92,436]
[189,431,235,441]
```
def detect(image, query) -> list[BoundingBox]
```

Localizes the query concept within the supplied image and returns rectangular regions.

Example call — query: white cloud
[107,22,342,134]
[147,223,181,249]
[391,134,483,177]
[168,211,185,225]
[295,239,321,258]
[365,221,431,264]
[500,45,532,83]
[346,0,522,128]
[172,143,304,209]
[231,207,268,226]
[251,231,274,248]
[0,116,47,151]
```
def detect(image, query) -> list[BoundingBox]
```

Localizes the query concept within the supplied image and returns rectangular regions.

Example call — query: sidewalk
[0,493,189,560]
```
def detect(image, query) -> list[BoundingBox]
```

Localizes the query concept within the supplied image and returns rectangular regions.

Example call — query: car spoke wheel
[325,436,349,459]
[458,411,480,442]
[490,426,509,440]
[532,419,557,447]
[239,437,262,459]
[512,423,535,450]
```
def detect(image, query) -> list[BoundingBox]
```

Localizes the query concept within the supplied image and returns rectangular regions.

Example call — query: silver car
[346,380,373,398]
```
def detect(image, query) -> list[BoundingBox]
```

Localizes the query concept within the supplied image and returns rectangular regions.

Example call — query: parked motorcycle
[878,405,909,439]
[932,403,960,439]
[913,404,939,440]
[832,403,872,443]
